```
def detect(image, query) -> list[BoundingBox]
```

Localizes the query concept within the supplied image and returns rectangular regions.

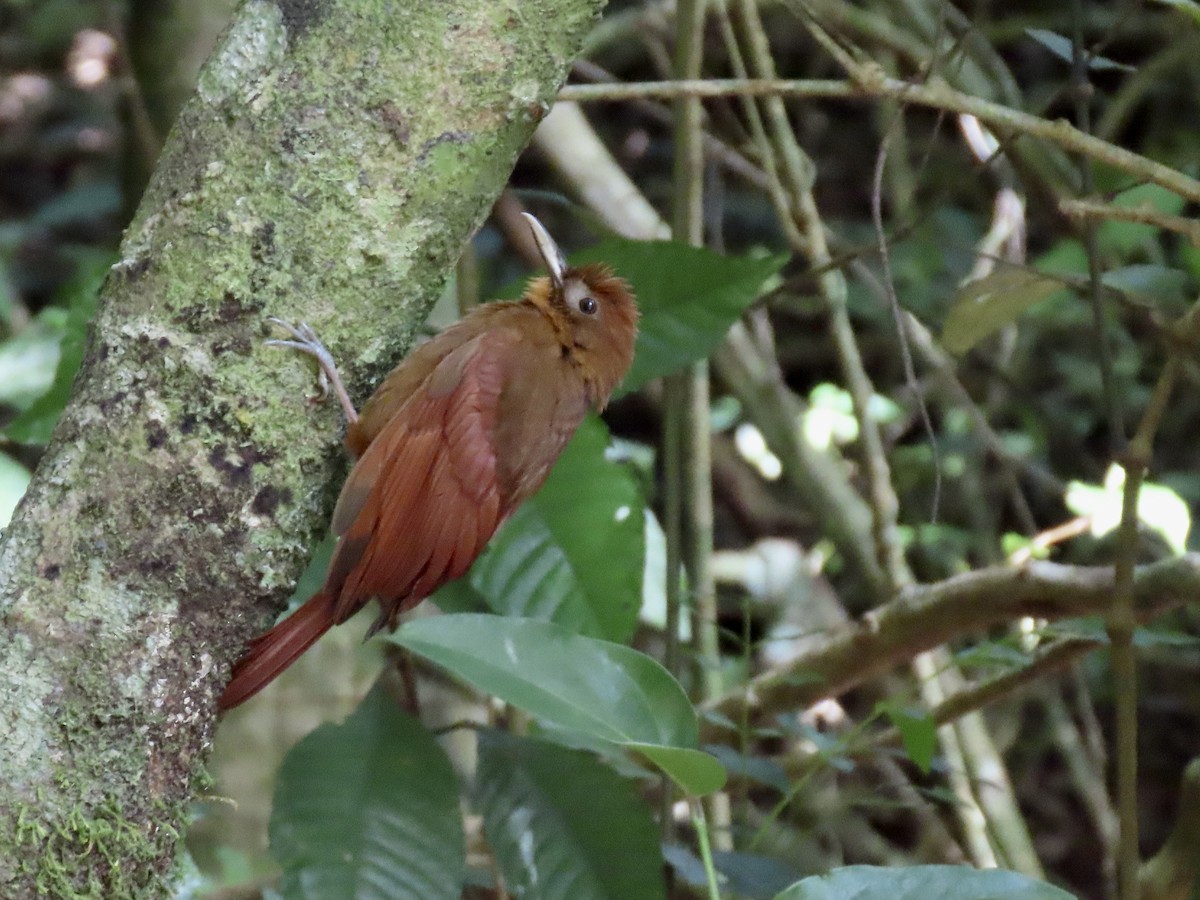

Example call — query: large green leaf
[463,416,643,642]
[775,865,1077,900]
[388,614,725,794]
[571,239,788,395]
[391,614,693,746]
[270,685,465,900]
[474,730,665,900]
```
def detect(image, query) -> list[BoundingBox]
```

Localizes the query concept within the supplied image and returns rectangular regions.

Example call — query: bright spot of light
[735,422,781,480]
[1066,463,1192,555]
[68,30,117,89]
[0,73,52,123]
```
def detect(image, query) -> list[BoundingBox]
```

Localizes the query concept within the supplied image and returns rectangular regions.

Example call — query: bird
[219,214,638,709]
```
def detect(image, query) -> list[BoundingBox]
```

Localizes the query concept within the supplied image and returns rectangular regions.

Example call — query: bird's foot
[265,318,359,424]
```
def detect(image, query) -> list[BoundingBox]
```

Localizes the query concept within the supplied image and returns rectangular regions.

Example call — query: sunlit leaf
[1066,463,1191,554]
[270,685,464,900]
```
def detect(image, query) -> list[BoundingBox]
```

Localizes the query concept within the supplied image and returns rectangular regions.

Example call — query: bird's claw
[265,319,334,404]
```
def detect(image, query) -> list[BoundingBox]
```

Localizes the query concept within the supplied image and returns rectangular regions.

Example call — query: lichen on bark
[0,0,604,894]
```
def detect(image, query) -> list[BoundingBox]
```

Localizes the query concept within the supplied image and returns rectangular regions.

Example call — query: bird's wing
[323,327,522,625]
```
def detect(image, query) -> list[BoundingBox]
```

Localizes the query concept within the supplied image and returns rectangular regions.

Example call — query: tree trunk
[0,0,603,894]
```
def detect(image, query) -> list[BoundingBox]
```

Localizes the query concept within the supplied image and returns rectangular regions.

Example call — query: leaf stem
[690,797,723,900]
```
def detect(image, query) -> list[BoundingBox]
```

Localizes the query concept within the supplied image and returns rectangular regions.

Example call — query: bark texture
[0,0,603,894]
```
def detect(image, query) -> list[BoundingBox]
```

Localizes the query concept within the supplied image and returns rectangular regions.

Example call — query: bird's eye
[578,296,598,315]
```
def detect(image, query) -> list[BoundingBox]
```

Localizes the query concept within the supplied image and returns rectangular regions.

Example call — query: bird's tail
[219,592,336,710]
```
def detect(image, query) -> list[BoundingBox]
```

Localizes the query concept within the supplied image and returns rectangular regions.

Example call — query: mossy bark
[0,0,603,894]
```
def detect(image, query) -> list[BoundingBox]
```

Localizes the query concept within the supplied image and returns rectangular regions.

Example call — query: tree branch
[701,554,1200,742]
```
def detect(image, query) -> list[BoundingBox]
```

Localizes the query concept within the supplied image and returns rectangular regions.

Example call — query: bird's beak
[521,212,568,290]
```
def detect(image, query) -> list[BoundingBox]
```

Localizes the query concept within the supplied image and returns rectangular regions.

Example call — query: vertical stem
[1071,0,1123,448]
[690,798,723,900]
[672,0,731,859]
[1109,354,1179,899]
[660,384,684,844]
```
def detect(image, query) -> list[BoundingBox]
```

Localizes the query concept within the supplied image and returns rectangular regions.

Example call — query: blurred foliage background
[5,1,1200,898]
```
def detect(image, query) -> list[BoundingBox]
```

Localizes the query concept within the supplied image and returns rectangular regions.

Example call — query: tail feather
[219,592,337,710]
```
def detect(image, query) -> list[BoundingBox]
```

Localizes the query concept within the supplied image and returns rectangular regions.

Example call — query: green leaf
[391,614,694,746]
[571,239,788,395]
[0,452,30,527]
[1150,0,1200,24]
[270,685,465,900]
[389,615,725,793]
[1025,29,1134,72]
[713,851,804,900]
[5,259,106,445]
[775,865,1078,899]
[0,308,66,410]
[1000,532,1050,561]
[428,576,490,614]
[32,183,122,229]
[1097,183,1188,255]
[1101,264,1188,305]
[879,703,936,775]
[463,417,644,642]
[474,730,666,900]
[625,743,727,796]
[954,639,1034,672]
[703,744,790,793]
[941,267,1064,354]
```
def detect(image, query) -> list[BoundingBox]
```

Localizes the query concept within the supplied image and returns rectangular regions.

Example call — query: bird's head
[521,213,639,407]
